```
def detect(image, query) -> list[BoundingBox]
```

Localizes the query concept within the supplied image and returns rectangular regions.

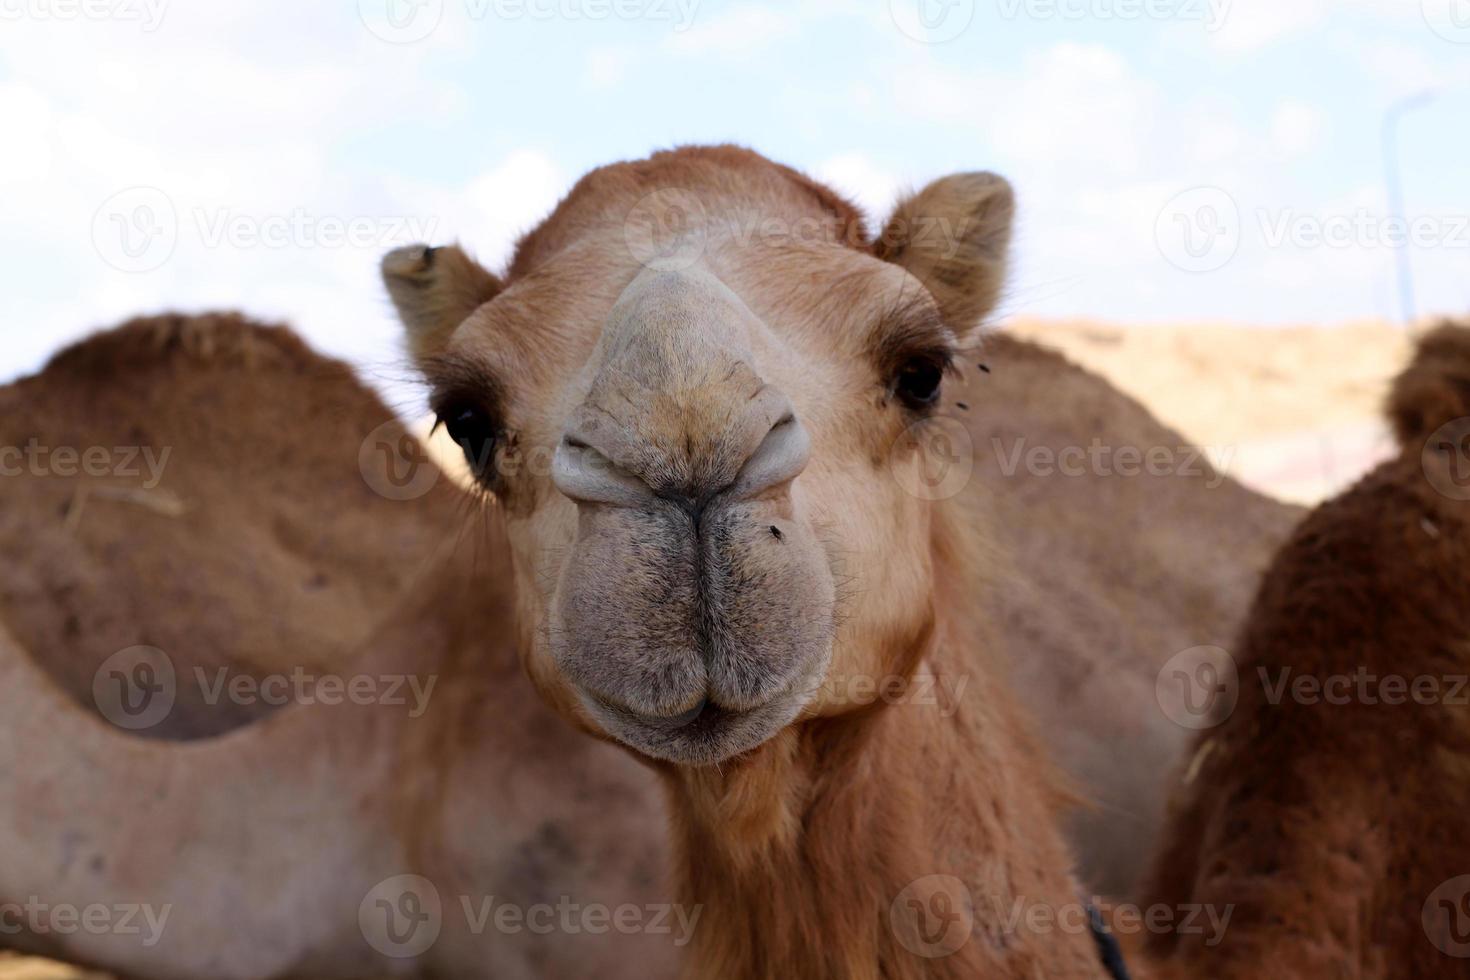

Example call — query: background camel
[0,314,679,978]
[1143,321,1470,978]
[383,144,1296,977]
[972,333,1297,894]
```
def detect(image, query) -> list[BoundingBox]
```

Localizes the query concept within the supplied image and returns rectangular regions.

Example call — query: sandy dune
[1006,318,1416,504]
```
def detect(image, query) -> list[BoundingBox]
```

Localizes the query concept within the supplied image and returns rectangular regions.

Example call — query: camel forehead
[507,145,867,281]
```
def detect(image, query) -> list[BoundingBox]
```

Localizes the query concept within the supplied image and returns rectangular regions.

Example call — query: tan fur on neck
[657,498,1102,979]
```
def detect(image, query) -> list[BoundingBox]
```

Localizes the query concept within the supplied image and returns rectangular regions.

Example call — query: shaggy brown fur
[657,497,1109,979]
[1143,321,1470,978]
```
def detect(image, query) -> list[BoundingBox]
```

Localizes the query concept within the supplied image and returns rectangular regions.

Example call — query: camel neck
[660,628,1105,980]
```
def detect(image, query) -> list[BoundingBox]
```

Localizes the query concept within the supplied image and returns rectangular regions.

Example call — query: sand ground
[1005,318,1416,504]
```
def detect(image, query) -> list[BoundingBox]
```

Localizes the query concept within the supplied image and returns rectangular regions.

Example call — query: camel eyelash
[868,297,958,389]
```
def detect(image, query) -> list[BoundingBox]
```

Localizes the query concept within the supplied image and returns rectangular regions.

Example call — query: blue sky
[2,0,1468,396]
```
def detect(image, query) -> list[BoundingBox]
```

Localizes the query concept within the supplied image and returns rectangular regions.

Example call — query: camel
[0,314,681,979]
[968,332,1297,895]
[1143,320,1470,979]
[380,144,1296,978]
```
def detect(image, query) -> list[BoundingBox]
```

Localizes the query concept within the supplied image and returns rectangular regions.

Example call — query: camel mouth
[578,677,815,767]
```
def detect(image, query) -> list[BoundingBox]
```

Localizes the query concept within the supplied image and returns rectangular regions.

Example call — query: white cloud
[1211,0,1440,53]
[899,43,1159,181]
[585,46,635,87]
[1270,100,1327,158]
[1210,0,1331,53]
[812,154,903,221]
[460,150,571,267]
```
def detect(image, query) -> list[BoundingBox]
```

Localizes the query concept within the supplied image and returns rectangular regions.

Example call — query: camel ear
[874,172,1014,336]
[381,243,502,361]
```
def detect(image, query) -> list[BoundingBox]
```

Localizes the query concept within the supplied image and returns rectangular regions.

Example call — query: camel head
[384,146,1012,768]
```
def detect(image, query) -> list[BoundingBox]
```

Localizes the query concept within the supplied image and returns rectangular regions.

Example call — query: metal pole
[1381,90,1438,329]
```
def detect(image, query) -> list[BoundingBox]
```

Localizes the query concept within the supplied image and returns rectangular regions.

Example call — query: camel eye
[441,405,498,477]
[894,357,944,410]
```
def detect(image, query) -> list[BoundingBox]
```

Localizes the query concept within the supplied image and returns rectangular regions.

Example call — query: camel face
[542,264,835,765]
[385,147,1013,767]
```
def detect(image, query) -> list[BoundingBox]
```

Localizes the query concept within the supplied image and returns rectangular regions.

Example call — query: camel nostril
[551,432,657,507]
[729,407,810,501]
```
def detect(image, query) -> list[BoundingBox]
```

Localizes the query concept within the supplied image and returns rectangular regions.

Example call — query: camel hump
[43,310,327,377]
[1386,318,1470,448]
[1,312,467,739]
